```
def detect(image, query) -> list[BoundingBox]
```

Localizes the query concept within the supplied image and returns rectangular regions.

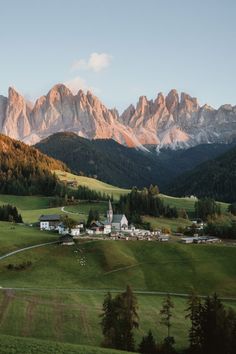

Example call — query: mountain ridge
[164,145,236,202]
[0,84,236,148]
[35,132,236,189]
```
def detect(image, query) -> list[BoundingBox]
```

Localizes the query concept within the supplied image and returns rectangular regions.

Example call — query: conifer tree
[138,330,158,354]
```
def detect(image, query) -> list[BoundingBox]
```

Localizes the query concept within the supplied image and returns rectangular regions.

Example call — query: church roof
[112,214,126,223]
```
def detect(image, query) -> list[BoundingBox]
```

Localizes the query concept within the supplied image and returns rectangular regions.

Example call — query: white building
[58,223,82,237]
[39,214,61,231]
[106,200,128,231]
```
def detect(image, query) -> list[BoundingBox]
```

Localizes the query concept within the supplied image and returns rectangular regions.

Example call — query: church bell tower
[107,199,113,224]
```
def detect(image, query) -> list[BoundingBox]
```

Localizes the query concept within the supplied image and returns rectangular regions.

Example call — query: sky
[0,0,235,112]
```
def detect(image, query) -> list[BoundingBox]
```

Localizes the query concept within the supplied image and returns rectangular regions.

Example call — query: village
[39,200,221,246]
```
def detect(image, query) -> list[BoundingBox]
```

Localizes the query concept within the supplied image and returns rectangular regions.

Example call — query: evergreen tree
[159,294,176,353]
[100,292,116,348]
[185,291,201,353]
[138,330,158,354]
[100,285,139,352]
[160,294,174,338]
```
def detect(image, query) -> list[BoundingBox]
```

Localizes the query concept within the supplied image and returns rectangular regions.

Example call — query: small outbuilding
[59,234,74,246]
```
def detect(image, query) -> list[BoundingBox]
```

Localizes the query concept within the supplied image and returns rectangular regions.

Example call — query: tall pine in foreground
[186,293,236,354]
[159,294,176,354]
[100,285,139,352]
[185,291,201,353]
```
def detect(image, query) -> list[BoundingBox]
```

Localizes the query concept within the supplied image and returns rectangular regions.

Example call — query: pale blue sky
[0,0,235,112]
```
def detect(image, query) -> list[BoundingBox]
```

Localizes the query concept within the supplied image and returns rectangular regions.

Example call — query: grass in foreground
[0,333,133,354]
[0,290,235,352]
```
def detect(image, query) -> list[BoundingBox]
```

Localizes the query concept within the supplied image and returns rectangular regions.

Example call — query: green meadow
[0,334,134,354]
[0,238,236,351]
[0,178,233,353]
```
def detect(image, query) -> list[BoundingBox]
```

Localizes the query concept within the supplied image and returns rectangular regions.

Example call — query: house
[39,214,61,231]
[58,223,81,237]
[88,220,111,235]
[59,234,74,246]
[90,221,104,234]
[105,200,128,231]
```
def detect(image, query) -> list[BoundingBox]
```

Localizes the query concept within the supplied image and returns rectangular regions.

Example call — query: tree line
[100,286,236,354]
[0,134,68,196]
[115,186,178,224]
[0,204,23,223]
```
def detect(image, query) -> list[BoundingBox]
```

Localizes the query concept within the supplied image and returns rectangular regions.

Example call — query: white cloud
[64,76,100,95]
[88,52,112,72]
[71,52,112,73]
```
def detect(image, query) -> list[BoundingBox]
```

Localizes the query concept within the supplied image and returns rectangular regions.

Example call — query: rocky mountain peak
[136,96,149,114]
[0,84,235,149]
[180,92,199,111]
[165,89,179,114]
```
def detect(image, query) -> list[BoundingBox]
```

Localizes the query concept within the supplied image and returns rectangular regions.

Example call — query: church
[106,200,128,231]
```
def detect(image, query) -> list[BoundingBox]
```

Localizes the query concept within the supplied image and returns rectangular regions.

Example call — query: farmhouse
[89,221,111,235]
[39,214,61,231]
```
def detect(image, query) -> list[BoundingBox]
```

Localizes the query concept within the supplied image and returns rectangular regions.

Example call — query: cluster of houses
[180,236,221,244]
[39,200,168,245]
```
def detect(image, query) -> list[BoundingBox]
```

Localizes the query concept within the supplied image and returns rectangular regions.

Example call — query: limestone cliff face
[120,90,236,148]
[1,88,31,140]
[0,84,235,148]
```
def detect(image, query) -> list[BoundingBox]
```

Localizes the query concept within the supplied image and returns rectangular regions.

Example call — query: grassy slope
[1,240,236,296]
[0,334,133,354]
[0,239,236,350]
[56,170,129,200]
[0,222,58,255]
[143,216,192,232]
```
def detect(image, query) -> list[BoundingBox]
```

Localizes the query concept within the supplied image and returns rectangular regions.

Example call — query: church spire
[107,199,113,223]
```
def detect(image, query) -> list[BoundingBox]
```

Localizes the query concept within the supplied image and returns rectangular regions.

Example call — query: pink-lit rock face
[0,84,236,149]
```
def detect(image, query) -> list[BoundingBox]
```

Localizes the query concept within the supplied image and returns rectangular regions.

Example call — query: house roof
[90,221,103,227]
[39,214,61,222]
[59,234,74,243]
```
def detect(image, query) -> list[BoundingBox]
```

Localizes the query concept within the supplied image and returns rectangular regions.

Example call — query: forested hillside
[35,132,236,189]
[0,134,68,195]
[165,145,236,202]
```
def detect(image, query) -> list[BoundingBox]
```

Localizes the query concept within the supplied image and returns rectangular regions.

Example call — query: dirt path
[0,240,59,261]
[21,297,38,336]
[53,296,64,341]
[0,289,14,327]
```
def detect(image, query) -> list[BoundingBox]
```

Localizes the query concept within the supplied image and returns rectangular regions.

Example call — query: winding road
[0,240,60,261]
[0,286,235,301]
[61,206,84,215]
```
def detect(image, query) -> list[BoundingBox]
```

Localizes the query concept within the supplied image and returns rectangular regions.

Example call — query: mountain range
[0,84,236,148]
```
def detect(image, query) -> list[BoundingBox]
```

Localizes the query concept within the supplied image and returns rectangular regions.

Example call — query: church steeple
[107,199,113,223]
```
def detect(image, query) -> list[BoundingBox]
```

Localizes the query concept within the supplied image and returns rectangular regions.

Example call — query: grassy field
[0,222,57,255]
[1,240,236,296]
[55,170,129,200]
[0,239,236,351]
[143,216,192,232]
[0,334,133,354]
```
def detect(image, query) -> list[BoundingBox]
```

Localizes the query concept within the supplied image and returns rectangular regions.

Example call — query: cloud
[64,76,99,95]
[88,52,112,72]
[71,52,112,73]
